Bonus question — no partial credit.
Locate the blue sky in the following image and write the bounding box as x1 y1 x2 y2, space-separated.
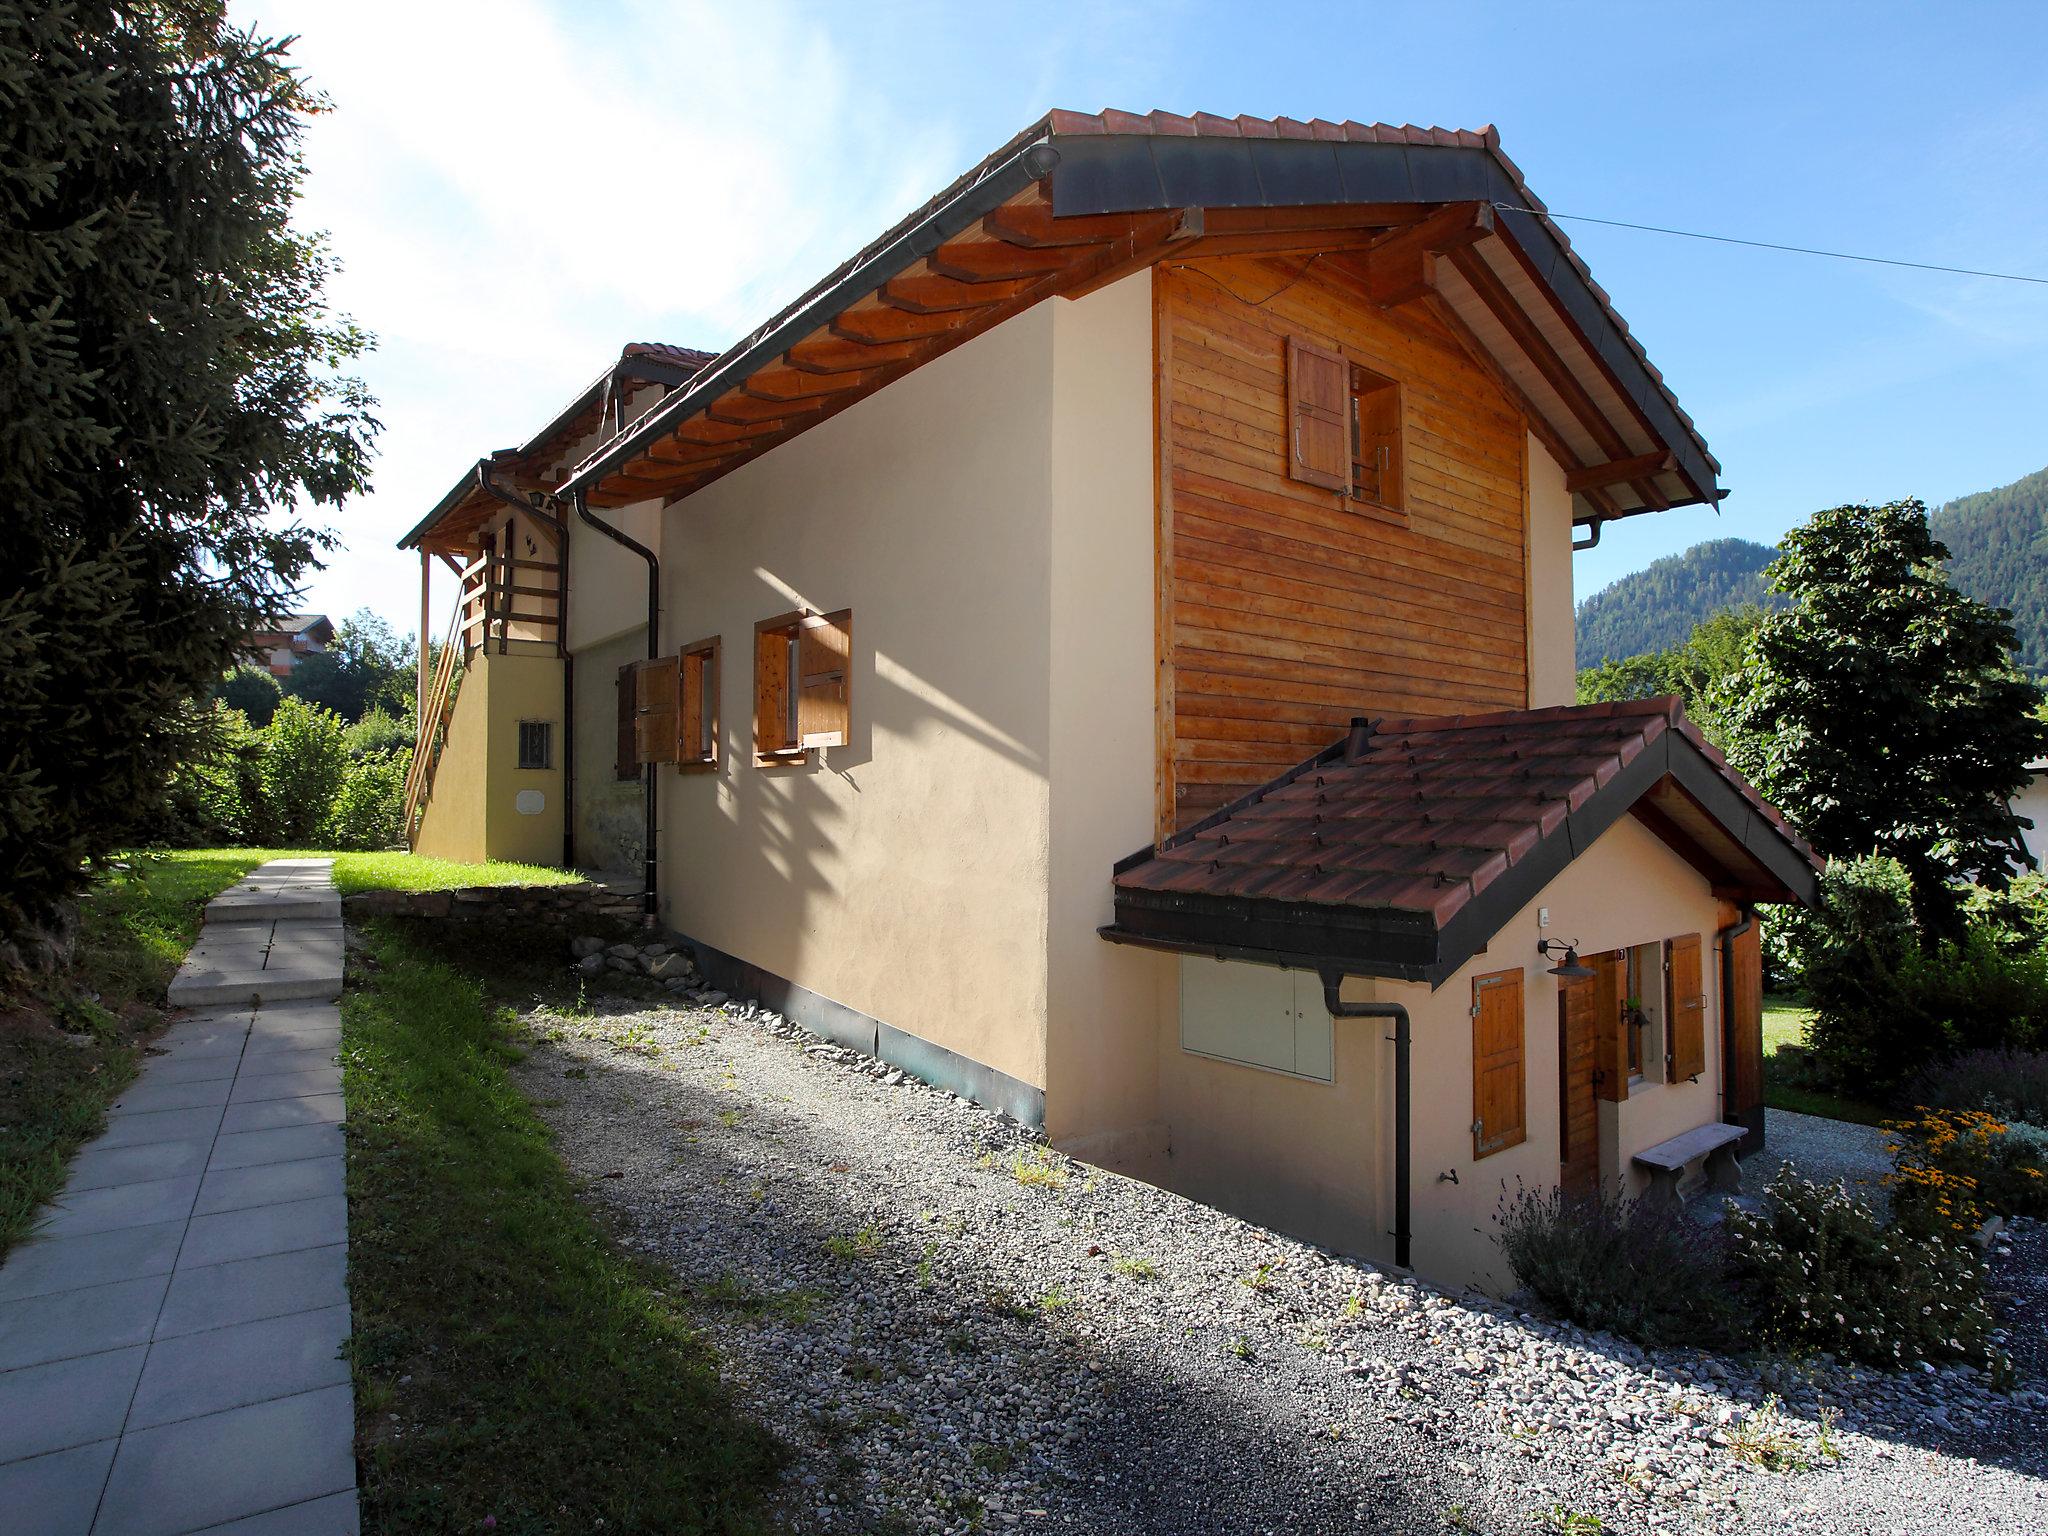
246 0 2048 637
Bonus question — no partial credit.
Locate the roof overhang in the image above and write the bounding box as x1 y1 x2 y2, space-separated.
560 111 1723 525
1103 707 1815 988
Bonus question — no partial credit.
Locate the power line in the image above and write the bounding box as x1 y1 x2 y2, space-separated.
1490 203 2048 287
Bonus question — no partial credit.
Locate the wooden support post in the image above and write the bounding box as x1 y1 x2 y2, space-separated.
417 548 430 729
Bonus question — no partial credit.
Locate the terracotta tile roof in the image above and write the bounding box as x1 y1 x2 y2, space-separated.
622 341 717 373
1109 698 1817 983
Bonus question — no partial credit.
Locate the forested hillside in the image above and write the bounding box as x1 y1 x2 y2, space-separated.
1574 539 1779 666
1576 466 2048 672
1929 465 2048 677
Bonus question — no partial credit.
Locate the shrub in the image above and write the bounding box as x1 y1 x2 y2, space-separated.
1887 1108 2048 1228
1494 1183 1737 1349
1914 1048 2048 1127
1725 1166 2002 1372
217 665 282 727
258 697 348 843
159 702 266 844
324 750 408 851
344 709 413 760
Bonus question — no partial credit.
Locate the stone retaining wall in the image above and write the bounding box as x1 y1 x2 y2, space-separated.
343 882 646 924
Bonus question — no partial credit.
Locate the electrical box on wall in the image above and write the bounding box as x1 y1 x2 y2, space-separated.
1179 957 1334 1083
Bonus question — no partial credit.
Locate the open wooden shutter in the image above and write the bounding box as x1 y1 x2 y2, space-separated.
1666 933 1707 1081
676 639 720 768
1593 950 1628 1103
1286 337 1349 493
796 609 852 749
634 655 680 766
1725 918 1764 1126
754 623 795 759
615 663 639 780
1471 968 1526 1159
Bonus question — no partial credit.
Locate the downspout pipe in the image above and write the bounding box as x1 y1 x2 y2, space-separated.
1716 904 1758 1148
572 487 660 922
1319 969 1414 1272
475 463 576 867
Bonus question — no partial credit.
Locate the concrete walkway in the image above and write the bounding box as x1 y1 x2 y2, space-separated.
0 859 358 1535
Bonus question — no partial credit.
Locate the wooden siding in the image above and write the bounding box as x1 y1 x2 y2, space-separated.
1156 257 1531 831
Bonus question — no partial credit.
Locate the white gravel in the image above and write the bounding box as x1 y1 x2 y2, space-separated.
512 978 2048 1536
1758 1109 1893 1210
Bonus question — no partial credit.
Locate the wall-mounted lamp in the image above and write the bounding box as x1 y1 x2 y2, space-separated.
1537 937 1595 980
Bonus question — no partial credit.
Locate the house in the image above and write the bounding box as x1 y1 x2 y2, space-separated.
395 112 1818 1292
246 613 333 677
2016 761 2048 869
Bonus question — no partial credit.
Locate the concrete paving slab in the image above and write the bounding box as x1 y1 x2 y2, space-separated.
248 1001 342 1030
166 977 266 1009
193 1157 344 1218
176 1195 347 1271
229 1066 343 1104
109 1075 235 1116
0 1274 169 1372
185 937 273 964
243 1025 341 1055
219 1095 345 1136
34 1176 200 1241
64 1137 213 1194
204 892 341 923
133 1050 244 1086
153 1245 348 1340
208 1123 343 1171
190 1488 360 1536
0 1343 147 1463
94 1384 356 1536
146 1024 249 1060
0 1221 185 1303
237 1044 340 1076
0 1438 119 1536
262 936 343 966
127 1304 350 1431
90 1103 225 1150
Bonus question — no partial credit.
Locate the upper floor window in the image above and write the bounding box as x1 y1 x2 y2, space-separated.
1284 336 1406 521
1349 364 1404 514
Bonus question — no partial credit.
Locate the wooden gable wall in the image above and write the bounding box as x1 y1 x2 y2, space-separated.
1156 256 1531 832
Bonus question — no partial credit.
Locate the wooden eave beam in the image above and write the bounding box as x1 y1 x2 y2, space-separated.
880 271 1040 314
1166 226 1401 261
785 335 923 374
1565 450 1677 495
927 239 1080 281
743 365 880 401
983 203 1153 248
703 392 830 426
1361 201 1495 308
831 304 978 344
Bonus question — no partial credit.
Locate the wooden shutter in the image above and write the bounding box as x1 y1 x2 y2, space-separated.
1666 933 1707 1081
1353 376 1404 510
676 639 720 769
615 663 638 780
1592 950 1628 1103
1471 968 1526 1159
796 609 852 749
634 655 680 766
1725 919 1764 1122
754 621 795 760
1286 337 1349 493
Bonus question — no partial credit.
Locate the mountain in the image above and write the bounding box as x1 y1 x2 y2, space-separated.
1575 466 2048 673
1928 465 2048 678
1574 539 1780 666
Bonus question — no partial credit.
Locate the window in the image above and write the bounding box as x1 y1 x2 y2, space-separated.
1471 968 1526 1158
1349 364 1404 514
754 608 851 764
1665 933 1707 1081
1285 337 1349 492
1178 957 1333 1083
677 636 719 771
516 720 552 770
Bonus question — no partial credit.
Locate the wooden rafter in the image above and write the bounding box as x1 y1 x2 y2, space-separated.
1360 201 1495 308
744 365 879 401
785 336 922 374
881 271 1041 314
926 239 1079 281
1565 450 1676 494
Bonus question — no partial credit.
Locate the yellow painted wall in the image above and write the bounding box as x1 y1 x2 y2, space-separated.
413 644 565 867
1525 433 1577 709
654 301 1058 1091
1043 271 1174 1156
1153 813 1726 1293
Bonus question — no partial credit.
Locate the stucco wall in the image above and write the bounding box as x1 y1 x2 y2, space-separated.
1525 433 1577 708
1043 271 1173 1155
653 303 1058 1092
414 645 565 867
566 498 663 654
1153 813 1726 1293
571 624 650 876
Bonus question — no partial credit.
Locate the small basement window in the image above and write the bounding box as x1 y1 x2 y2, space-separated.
1349 364 1404 514
754 608 852 765
516 720 552 770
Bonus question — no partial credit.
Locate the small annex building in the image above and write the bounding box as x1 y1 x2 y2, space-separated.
394 111 1818 1291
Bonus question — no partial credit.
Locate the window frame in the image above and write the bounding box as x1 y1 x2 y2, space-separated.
516 718 553 772
676 635 721 773
752 608 852 766
1347 362 1407 522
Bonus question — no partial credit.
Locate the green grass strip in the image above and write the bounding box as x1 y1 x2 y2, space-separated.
342 920 785 1533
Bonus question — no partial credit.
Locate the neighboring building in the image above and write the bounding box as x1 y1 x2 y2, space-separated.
395 113 1817 1292
2017 761 2048 870
246 613 333 677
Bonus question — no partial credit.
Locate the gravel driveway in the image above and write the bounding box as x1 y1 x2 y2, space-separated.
513 991 2047 1536
1757 1109 1892 1208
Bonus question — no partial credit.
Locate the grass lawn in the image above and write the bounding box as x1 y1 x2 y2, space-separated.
343 916 784 1532
121 846 582 897
1761 992 1888 1126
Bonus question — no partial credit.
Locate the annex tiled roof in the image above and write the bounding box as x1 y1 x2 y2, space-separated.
563 109 1720 524
1108 697 1818 986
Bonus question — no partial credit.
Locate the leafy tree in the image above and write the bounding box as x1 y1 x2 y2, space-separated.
217 665 284 726
0 3 375 951
1719 500 2047 941
1577 605 1765 753
285 609 411 721
259 697 348 843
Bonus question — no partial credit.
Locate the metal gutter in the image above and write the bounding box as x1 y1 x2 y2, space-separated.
573 487 661 918
558 128 1064 497
1319 974 1414 1271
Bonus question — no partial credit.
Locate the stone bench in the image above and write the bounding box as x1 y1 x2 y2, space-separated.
1632 1122 1745 1209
